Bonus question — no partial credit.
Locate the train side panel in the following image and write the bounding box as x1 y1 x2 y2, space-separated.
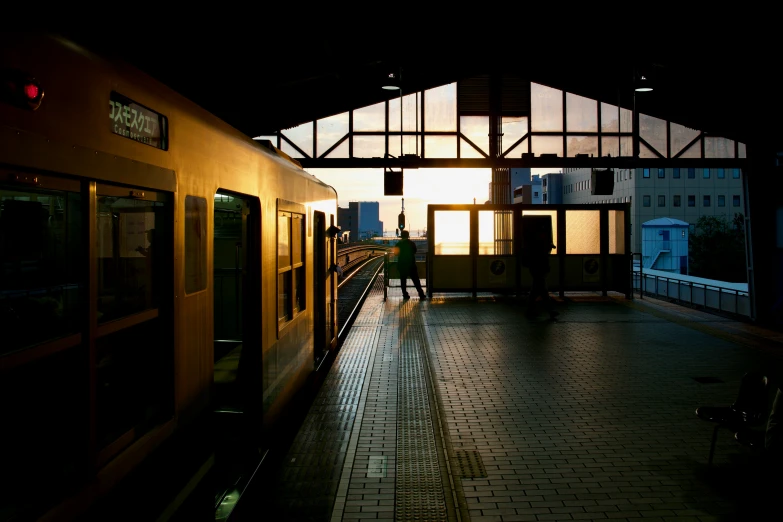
0 33 338 521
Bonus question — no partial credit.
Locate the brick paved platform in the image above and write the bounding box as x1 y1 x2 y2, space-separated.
241 280 783 522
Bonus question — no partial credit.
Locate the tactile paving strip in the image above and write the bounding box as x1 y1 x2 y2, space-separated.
396 302 447 522
453 449 487 478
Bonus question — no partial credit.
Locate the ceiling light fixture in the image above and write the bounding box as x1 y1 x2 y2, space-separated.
635 75 653 92
382 70 400 90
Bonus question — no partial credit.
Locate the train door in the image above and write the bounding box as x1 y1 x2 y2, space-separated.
313 211 329 364
93 183 174 467
210 190 262 514
329 215 337 346
1 173 174 520
212 190 261 416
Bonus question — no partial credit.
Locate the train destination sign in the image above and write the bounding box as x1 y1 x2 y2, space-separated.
109 91 168 150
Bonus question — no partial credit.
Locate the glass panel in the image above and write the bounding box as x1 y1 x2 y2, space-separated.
353 135 386 158
1 185 82 354
292 214 303 263
531 83 563 132
185 196 207 294
521 210 557 250
620 136 632 157
96 193 166 323
705 137 735 158
679 140 702 158
389 92 421 132
317 112 349 158
507 137 528 158
609 210 625 254
639 113 667 157
424 136 457 158
460 116 489 156
423 83 457 131
293 266 304 313
639 141 658 159
96 317 171 448
739 142 746 158
278 213 290 268
1 345 87 519
479 210 513 255
502 116 528 155
619 107 633 134
280 140 303 159
566 136 598 157
566 92 597 132
601 136 619 158
213 193 243 342
531 136 563 157
278 273 290 322
281 121 313 157
670 121 700 157
325 139 349 158
460 137 485 158
434 210 469 255
566 210 600 254
353 101 386 132
600 102 619 132
388 134 421 158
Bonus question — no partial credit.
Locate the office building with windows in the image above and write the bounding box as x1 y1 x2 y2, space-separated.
558 167 744 256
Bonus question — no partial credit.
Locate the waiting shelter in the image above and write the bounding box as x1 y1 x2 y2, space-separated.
426 203 631 298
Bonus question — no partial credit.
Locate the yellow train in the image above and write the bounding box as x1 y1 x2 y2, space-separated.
0 33 339 521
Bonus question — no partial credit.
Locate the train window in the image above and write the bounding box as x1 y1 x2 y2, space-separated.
278 210 306 329
0 180 83 355
185 196 207 293
96 191 168 323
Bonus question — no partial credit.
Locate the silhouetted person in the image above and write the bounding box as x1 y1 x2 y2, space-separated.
525 231 558 319
394 230 426 300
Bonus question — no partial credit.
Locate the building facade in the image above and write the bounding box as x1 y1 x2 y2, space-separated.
512 169 544 204
557 167 744 256
337 201 384 242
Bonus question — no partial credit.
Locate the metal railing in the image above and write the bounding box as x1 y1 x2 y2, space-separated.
633 268 751 317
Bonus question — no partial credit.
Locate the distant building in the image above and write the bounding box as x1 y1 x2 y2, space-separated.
540 173 564 204
337 201 383 242
489 168 533 204
513 172 544 204
558 167 743 256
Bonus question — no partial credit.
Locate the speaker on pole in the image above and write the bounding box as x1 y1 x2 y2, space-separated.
384 169 403 195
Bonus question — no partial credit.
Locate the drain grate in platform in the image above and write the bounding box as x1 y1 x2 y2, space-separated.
694 376 724 384
454 450 487 478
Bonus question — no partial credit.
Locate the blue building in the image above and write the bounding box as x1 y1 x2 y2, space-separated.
337 201 383 242
641 217 689 273
512 170 544 204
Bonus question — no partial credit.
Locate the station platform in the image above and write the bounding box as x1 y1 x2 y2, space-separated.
236 278 783 522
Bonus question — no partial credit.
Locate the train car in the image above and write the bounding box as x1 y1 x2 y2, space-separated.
0 33 339 521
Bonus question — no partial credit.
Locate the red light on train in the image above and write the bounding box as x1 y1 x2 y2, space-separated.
1 70 44 111
23 82 39 100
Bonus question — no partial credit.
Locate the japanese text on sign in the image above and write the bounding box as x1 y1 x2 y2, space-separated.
109 91 168 150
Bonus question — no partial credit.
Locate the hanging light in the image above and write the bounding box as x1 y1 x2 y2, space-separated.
382 70 400 90
635 74 653 92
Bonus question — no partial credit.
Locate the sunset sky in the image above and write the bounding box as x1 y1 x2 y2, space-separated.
307 167 557 237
